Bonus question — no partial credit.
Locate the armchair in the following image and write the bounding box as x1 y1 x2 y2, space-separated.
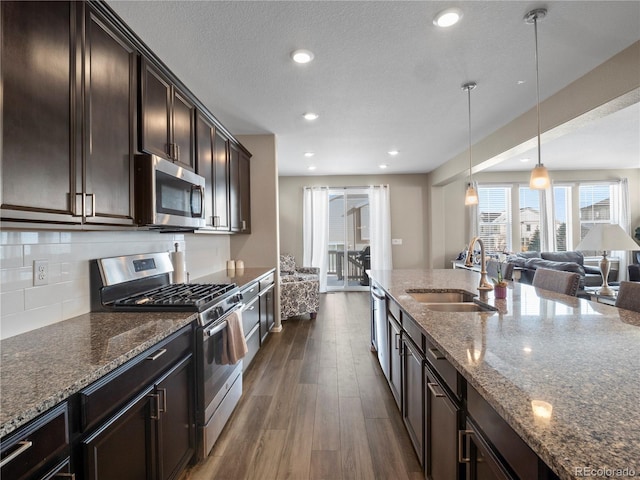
279 254 320 320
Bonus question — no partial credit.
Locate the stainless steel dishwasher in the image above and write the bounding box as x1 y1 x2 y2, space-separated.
370 283 389 378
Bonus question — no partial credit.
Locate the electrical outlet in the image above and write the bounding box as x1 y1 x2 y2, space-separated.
392 238 403 245
33 260 49 286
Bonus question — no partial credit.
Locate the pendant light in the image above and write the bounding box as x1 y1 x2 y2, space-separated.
462 81 478 206
525 8 551 190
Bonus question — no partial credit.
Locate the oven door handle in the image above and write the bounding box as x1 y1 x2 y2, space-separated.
203 303 244 338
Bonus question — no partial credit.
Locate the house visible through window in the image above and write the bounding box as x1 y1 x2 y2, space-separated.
477 186 512 253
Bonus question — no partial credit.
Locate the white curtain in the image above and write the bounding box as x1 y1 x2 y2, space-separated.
368 185 393 271
617 178 631 281
303 187 329 292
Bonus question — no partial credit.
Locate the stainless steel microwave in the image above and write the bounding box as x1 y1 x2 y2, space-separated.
134 154 206 230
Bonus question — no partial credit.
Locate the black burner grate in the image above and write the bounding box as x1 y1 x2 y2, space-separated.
113 283 236 310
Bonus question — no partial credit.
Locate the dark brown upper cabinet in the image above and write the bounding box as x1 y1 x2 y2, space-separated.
140 59 195 171
83 5 137 225
1 1 137 227
196 112 230 231
229 144 251 233
1 1 77 223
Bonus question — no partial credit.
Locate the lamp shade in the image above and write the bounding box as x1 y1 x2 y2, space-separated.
575 223 639 252
465 184 479 206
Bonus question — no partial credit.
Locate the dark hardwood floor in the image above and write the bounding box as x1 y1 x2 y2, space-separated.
181 292 423 480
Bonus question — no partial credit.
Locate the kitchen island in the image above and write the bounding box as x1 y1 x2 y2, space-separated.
369 269 640 480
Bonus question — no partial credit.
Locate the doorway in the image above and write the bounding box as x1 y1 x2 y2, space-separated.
327 188 370 291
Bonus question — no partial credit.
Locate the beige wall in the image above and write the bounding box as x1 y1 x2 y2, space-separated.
278 174 430 269
231 134 279 269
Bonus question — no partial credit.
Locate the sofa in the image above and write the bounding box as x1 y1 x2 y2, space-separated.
506 251 613 288
279 254 320 320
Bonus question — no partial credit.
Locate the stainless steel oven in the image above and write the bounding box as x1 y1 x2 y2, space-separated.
91 252 245 461
197 304 243 459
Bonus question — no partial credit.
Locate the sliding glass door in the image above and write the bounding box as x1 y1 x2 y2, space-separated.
327 189 370 291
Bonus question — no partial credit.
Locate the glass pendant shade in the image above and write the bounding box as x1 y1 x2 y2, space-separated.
529 163 550 189
465 184 479 206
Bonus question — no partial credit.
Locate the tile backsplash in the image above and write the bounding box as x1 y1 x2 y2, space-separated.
0 230 230 339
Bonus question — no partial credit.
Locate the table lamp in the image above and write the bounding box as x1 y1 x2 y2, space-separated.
575 223 639 296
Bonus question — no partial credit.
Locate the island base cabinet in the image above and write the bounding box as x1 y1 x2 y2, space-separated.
461 422 512 480
388 315 402 409
401 335 424 466
425 366 460 480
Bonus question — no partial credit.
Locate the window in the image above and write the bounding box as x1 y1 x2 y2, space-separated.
519 187 541 252
478 186 511 253
474 181 619 254
553 186 571 252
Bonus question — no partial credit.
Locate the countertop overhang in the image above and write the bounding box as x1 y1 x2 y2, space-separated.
368 269 640 480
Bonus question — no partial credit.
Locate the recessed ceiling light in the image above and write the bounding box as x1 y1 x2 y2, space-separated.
517 80 526 85
387 150 399 156
304 152 315 157
308 165 317 171
523 347 533 353
433 8 463 28
303 112 319 120
291 49 314 64
379 164 388 169
520 158 531 163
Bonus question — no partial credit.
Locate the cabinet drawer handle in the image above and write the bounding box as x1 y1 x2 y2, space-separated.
427 381 445 398
146 348 167 361
458 429 474 464
0 440 33 468
428 347 445 360
53 474 75 479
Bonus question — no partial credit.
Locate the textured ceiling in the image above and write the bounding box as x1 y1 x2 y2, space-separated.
107 1 640 176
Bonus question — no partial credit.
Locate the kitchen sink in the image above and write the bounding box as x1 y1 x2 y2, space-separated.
406 289 475 304
424 302 496 313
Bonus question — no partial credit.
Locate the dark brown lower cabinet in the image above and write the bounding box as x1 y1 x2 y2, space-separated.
401 334 424 466
156 355 195 480
388 315 402 409
462 421 512 480
425 365 460 480
83 354 194 480
259 284 275 343
83 386 155 480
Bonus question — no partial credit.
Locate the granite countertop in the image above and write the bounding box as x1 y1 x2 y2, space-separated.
368 269 640 480
0 311 196 438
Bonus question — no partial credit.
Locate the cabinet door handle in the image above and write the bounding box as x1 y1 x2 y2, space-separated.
166 143 173 159
213 215 220 227
458 429 474 464
427 381 445 398
149 393 160 420
242 220 247 231
146 348 167 361
176 144 180 161
85 193 96 217
158 388 167 414
395 332 401 350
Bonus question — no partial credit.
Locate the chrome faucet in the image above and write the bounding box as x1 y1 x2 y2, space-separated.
464 236 494 292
